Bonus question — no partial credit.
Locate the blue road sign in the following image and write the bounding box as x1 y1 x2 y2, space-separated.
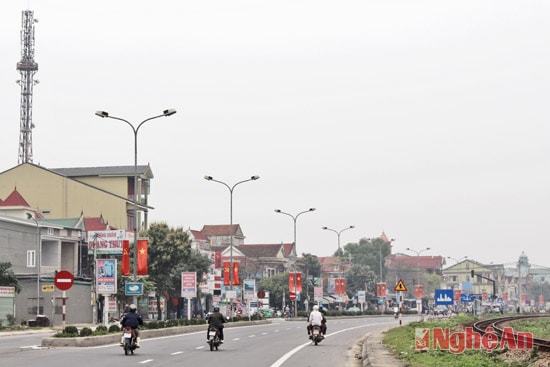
471 294 482 301
125 282 143 296
434 289 454 305
460 293 472 303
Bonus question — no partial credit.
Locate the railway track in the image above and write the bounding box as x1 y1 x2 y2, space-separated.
472 314 550 351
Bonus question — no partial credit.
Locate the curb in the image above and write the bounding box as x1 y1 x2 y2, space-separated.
41 320 271 348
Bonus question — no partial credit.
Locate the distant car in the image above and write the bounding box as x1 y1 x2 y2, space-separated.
434 305 448 315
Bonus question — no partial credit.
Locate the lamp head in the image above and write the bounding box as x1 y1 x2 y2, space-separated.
251 175 260 180
204 176 213 181
274 209 281 213
322 226 328 230
309 208 316 212
95 111 109 118
350 225 355 229
163 109 177 116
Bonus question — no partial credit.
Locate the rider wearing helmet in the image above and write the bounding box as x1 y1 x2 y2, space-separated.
120 304 144 347
319 305 327 335
307 304 326 339
207 306 226 343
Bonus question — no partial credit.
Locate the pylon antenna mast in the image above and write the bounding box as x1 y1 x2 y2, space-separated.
17 10 39 164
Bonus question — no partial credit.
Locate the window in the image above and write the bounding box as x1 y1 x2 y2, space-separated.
27 250 36 267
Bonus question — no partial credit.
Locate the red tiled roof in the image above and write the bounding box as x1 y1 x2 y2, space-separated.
386 254 445 269
238 243 292 258
190 229 208 241
201 224 240 237
1 187 31 207
84 216 115 231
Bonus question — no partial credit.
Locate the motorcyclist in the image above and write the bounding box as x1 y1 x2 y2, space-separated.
120 304 144 347
207 306 226 343
307 305 325 339
319 305 327 335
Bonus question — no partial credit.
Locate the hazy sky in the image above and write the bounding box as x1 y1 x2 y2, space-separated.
1 1 548 267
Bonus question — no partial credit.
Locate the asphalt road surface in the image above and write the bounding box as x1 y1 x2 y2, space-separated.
0 317 402 367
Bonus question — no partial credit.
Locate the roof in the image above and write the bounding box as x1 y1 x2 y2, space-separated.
237 243 292 258
190 229 208 241
201 224 242 237
1 187 31 207
51 165 154 178
84 216 116 231
386 254 445 269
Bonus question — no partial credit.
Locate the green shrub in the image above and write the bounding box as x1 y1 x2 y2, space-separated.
166 319 179 328
108 324 121 333
6 314 15 326
79 327 93 337
147 321 159 329
63 325 78 336
93 325 109 335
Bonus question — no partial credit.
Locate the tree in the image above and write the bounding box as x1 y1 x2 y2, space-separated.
257 272 288 309
145 222 193 319
301 253 322 303
0 262 21 293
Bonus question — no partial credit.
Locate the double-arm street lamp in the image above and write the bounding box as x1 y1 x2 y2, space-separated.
322 226 355 281
275 208 316 314
95 109 176 293
204 175 260 293
369 237 395 283
406 247 431 286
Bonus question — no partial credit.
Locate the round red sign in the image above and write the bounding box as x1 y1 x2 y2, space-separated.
289 291 296 301
54 270 74 291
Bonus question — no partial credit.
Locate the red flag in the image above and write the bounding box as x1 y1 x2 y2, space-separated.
381 283 386 297
289 273 295 292
214 252 222 268
137 239 148 276
121 240 130 276
223 262 230 286
335 278 345 295
340 278 346 294
296 272 302 292
232 262 239 285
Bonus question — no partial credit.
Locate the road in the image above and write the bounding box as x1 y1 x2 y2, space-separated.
0 317 403 367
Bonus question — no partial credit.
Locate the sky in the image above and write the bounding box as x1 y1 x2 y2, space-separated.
1 1 548 268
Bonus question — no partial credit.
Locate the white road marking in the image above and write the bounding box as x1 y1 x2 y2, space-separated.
171 351 184 355
139 359 153 364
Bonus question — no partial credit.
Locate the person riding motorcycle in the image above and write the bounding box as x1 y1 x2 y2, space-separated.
307 305 326 338
207 306 226 343
319 305 327 335
120 304 144 347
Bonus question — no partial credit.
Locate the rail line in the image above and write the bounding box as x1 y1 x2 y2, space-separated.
472 314 550 351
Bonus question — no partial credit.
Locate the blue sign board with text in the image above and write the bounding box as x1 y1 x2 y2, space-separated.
434 289 454 305
125 282 143 296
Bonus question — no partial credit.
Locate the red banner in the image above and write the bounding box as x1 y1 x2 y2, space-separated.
454 289 462 302
223 262 230 286
376 283 386 297
502 292 508 302
232 262 239 285
214 252 222 268
289 273 295 291
414 285 423 299
137 239 148 276
296 272 302 292
223 262 239 285
121 240 130 276
335 278 346 295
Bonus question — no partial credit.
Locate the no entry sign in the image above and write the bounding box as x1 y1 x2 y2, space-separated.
54 270 74 291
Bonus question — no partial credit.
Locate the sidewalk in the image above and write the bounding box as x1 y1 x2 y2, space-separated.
363 327 406 367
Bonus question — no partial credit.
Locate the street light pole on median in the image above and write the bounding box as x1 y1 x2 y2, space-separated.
95 109 176 304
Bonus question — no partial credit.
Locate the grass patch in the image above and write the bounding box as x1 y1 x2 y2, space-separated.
382 314 535 367
510 318 550 339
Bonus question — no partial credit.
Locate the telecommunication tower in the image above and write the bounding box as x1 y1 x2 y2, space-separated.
16 10 39 164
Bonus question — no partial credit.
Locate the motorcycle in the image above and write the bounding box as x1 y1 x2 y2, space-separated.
207 326 222 351
310 325 324 345
121 326 137 355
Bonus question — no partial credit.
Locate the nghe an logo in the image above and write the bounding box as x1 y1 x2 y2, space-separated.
415 327 533 354
434 289 454 305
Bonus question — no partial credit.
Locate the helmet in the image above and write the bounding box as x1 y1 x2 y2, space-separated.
129 304 137 312
313 305 319 311
213 306 220 312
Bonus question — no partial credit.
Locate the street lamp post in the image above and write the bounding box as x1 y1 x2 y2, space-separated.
368 237 395 284
406 247 431 286
322 226 355 279
275 208 316 315
27 210 50 317
204 175 260 314
95 109 176 303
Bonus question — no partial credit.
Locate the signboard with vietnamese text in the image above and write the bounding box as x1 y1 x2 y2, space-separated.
87 230 133 255
181 272 197 298
96 259 117 294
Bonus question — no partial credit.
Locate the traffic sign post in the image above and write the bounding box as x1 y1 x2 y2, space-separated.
54 270 74 291
54 271 74 328
394 279 407 325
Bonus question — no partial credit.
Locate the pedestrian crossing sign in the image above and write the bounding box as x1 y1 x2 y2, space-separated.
394 279 407 292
